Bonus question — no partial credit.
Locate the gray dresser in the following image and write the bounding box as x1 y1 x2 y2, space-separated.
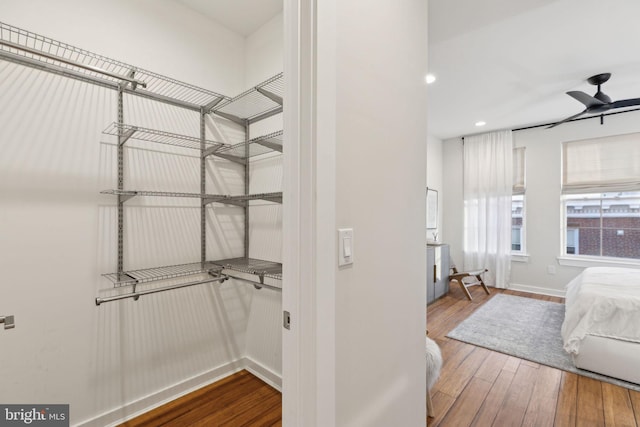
427 243 450 305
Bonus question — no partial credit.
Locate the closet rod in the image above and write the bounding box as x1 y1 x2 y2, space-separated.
95 275 228 305
225 274 282 292
0 49 201 112
0 39 146 88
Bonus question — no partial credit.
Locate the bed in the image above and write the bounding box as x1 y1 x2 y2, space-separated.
562 266 640 384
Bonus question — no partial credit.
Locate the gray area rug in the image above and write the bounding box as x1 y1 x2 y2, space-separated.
446 294 640 392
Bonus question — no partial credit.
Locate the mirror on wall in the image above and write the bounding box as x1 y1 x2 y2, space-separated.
426 187 438 230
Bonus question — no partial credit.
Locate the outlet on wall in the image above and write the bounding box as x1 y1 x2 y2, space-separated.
547 265 556 275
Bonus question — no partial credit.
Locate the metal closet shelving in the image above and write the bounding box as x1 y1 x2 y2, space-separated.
0 22 284 305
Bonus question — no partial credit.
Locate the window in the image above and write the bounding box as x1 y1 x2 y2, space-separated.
512 195 524 252
566 228 579 255
562 192 640 260
512 147 526 254
562 133 640 262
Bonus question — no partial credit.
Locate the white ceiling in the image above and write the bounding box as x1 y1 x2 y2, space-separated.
176 0 282 37
428 0 640 139
176 0 640 140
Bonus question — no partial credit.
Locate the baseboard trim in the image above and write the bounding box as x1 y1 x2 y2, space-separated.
509 283 566 298
244 357 282 392
77 359 246 427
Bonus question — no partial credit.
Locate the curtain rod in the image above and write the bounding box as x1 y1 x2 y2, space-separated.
461 107 640 141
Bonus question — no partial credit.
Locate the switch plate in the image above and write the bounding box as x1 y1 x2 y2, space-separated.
338 228 354 266
0 315 14 330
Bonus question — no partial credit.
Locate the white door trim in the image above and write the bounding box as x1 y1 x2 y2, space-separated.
282 0 337 425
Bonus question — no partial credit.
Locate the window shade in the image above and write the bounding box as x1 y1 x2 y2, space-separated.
513 147 526 194
562 132 640 194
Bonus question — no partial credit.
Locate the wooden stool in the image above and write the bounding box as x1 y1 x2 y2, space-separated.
449 266 490 301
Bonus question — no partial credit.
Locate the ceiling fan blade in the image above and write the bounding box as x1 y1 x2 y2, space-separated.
567 91 605 108
611 98 640 109
547 110 588 129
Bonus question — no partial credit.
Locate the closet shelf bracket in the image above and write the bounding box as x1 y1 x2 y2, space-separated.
203 97 225 113
203 197 246 207
206 151 246 165
256 87 283 106
212 110 247 126
255 139 283 153
226 273 282 292
105 190 136 203
247 106 283 124
119 127 137 146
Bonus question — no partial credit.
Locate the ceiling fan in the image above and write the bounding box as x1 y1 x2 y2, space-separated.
548 73 640 128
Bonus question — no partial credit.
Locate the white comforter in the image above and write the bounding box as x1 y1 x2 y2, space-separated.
562 266 640 355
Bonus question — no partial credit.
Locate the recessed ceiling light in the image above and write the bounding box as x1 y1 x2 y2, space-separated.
475 121 486 127
425 74 436 84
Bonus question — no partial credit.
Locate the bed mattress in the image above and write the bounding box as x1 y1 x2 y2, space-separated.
562 266 640 355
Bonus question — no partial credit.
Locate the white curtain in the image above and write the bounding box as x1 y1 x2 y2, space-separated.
463 130 513 288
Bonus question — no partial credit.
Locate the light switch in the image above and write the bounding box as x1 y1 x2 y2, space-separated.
338 228 354 266
344 237 352 257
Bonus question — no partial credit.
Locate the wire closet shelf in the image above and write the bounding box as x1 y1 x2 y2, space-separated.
212 73 283 123
0 21 284 303
100 189 283 205
102 122 228 152
213 130 283 159
103 259 282 288
0 22 230 110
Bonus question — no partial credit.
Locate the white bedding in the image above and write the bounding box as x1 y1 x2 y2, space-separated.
562 266 640 355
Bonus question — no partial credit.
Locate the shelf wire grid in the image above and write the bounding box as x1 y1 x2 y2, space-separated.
102 122 227 152
211 257 282 280
213 73 283 120
215 130 283 158
103 261 223 287
100 190 281 204
0 22 229 108
226 192 283 203
103 258 281 287
100 190 231 204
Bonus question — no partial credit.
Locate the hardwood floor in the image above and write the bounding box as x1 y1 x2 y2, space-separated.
120 370 282 427
428 284 640 427
121 283 640 426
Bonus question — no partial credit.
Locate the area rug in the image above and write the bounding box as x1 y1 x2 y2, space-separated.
446 294 640 392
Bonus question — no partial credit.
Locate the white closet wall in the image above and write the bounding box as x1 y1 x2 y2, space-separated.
243 11 285 388
0 1 282 425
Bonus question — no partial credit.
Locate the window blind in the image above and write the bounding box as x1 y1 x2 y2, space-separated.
513 147 526 194
562 132 640 194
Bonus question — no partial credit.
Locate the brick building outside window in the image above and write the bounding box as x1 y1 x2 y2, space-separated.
564 193 640 260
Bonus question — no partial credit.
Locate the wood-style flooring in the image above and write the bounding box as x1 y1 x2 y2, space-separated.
428 285 640 427
121 283 640 426
120 370 282 426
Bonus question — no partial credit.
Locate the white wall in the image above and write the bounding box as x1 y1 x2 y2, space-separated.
317 0 429 425
442 110 640 295
245 12 284 87
0 1 283 425
427 134 444 240
442 137 464 265
244 11 285 389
